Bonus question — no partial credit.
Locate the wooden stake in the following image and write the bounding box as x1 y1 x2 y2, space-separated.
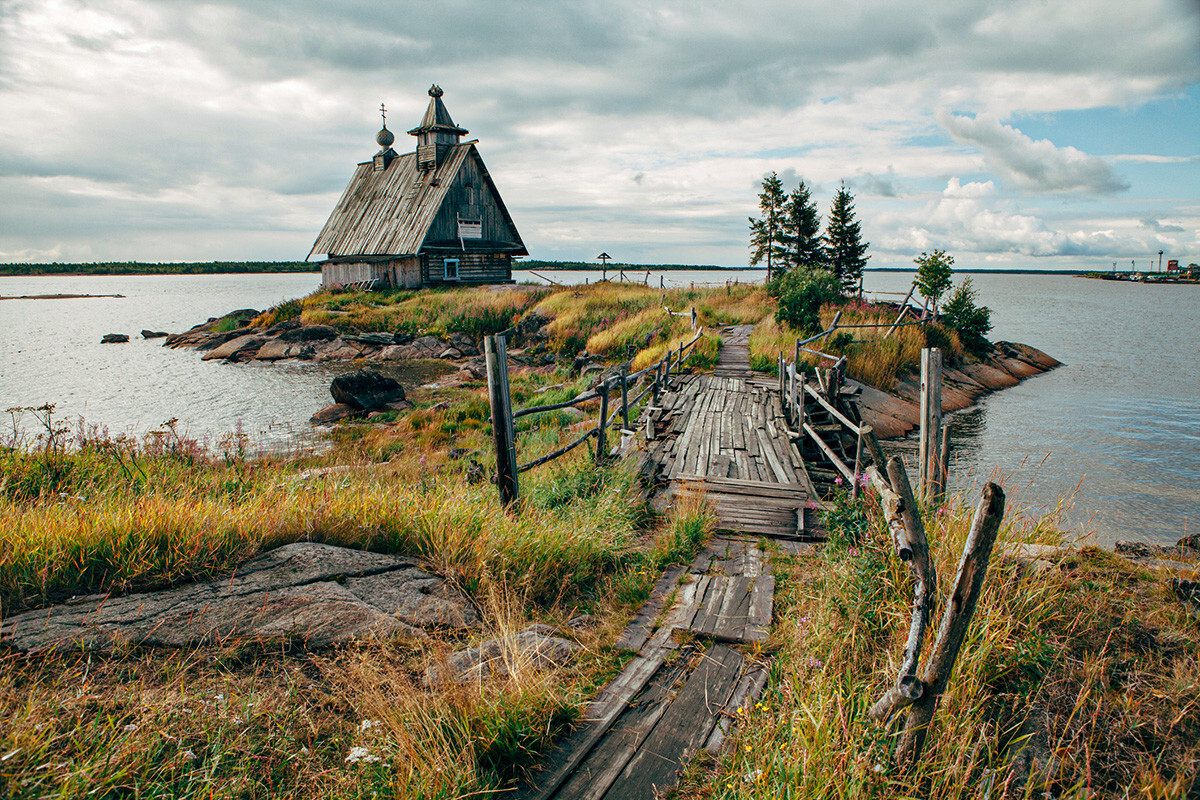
895 482 1006 768
485 335 519 506
861 425 887 476
596 380 609 460
918 348 942 501
620 366 630 432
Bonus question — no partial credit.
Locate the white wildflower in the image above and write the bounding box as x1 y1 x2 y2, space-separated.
181 750 196 761
873 763 885 774
345 746 380 764
122 724 138 733
743 768 763 783
360 719 380 732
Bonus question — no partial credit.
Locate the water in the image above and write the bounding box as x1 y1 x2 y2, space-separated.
2 269 1196 546
1 273 331 447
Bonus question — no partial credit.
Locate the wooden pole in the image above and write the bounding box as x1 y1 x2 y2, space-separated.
620 366 630 431
790 363 799 427
918 348 942 501
798 372 807 429
691 306 697 330
896 483 1006 768
866 456 937 724
485 335 519 506
851 428 864 498
935 424 951 505
596 380 609 460
652 361 662 406
885 284 917 338
861 425 887 474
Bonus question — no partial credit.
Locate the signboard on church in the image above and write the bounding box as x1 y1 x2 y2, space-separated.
458 219 482 239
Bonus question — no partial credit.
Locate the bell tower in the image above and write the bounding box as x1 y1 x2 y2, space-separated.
408 85 468 170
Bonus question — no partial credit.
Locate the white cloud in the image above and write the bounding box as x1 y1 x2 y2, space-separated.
0 0 1196 266
937 112 1130 194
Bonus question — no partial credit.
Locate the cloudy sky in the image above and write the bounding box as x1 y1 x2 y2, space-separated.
1 0 1197 269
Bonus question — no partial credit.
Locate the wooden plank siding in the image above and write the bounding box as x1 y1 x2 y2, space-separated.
421 251 513 284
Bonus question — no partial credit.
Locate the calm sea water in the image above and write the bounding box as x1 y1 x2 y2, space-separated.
2 269 1196 547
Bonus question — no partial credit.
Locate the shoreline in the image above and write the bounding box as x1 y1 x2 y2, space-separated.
854 340 1063 439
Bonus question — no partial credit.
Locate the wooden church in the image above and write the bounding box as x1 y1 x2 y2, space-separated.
309 86 527 288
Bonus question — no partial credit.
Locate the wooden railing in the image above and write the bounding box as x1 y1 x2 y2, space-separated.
485 329 705 505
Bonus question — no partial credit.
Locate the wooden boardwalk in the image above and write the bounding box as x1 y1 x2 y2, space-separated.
643 325 824 540
516 325 830 800
514 538 774 800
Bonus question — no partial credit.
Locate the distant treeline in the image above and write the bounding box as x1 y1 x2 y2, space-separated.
1 261 318 276
519 259 736 272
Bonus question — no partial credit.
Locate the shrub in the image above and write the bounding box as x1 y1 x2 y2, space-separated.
941 278 992 356
772 268 841 334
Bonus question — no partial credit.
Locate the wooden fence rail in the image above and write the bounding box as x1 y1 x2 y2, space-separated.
486 329 705 505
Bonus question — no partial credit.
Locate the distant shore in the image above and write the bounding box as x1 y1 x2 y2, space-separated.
0 261 318 277
1 260 1118 277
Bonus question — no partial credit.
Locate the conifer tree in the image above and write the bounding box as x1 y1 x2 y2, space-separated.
824 182 869 294
782 180 824 271
748 172 787 281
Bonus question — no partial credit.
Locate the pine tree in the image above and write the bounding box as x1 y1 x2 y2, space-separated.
782 181 823 271
748 172 787 281
824 182 869 294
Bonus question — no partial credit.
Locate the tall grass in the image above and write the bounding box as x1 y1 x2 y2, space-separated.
749 302 964 389
0 419 717 798
686 482 1200 798
296 285 549 338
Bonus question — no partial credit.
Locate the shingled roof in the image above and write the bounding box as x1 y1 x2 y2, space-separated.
308 88 526 261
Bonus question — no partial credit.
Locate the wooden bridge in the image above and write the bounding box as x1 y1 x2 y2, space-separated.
515 324 869 800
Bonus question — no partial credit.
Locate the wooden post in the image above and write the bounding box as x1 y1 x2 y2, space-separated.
778 354 785 397
851 428 864 498
789 363 799 428
794 338 801 369
596 380 609 460
861 425 886 473
918 347 942 502
485 335 519 506
932 424 951 505
895 483 1006 768
690 306 697 330
620 366 630 432
652 361 662 406
798 372 807 429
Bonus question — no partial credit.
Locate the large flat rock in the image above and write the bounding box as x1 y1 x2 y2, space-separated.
1 543 479 652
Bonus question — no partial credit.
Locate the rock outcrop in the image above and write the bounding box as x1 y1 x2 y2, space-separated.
163 311 486 369
100 333 129 343
0 543 479 652
856 341 1062 438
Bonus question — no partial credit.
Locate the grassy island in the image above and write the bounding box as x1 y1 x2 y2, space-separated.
2 280 1196 798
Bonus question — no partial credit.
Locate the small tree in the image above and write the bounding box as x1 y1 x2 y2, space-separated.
749 172 788 281
941 278 993 356
782 181 824 272
914 249 954 314
773 266 841 335
824 182 869 294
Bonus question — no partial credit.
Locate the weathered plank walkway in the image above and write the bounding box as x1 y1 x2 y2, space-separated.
515 325 826 800
643 325 823 540
514 538 773 800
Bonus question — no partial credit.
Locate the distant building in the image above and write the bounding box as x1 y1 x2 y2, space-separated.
309 86 527 289
1167 259 1180 272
